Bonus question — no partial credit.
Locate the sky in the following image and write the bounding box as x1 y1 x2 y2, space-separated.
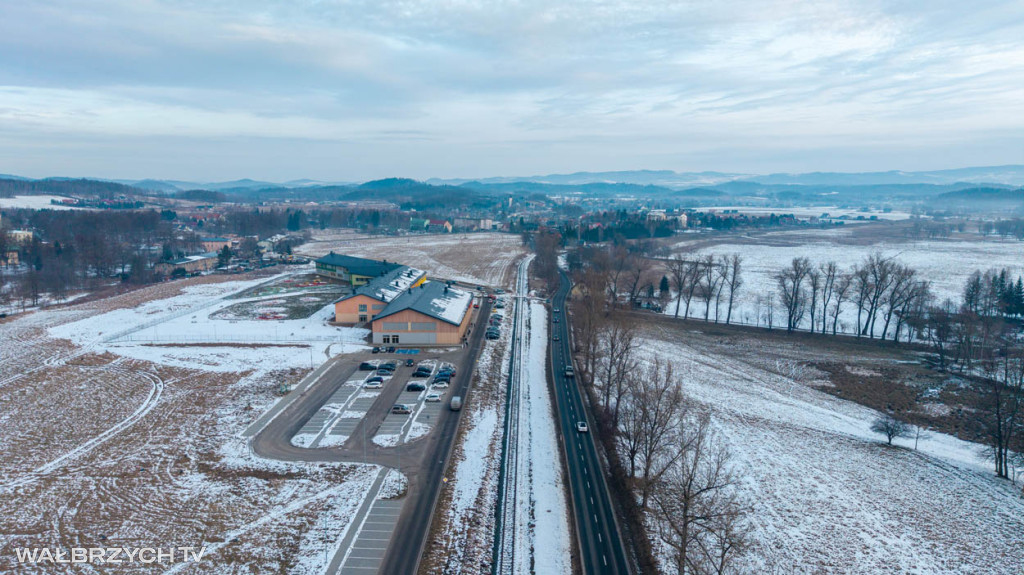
1 0 1023 182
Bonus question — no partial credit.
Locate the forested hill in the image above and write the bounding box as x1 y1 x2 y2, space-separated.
0 178 143 198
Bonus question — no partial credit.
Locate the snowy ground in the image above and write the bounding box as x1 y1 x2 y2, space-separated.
48 268 368 373
296 231 527 288
635 322 1024 574
0 194 81 210
519 301 572 574
665 232 1024 332
0 272 381 574
421 261 523 574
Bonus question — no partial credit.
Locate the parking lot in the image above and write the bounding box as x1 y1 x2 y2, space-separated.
289 356 461 450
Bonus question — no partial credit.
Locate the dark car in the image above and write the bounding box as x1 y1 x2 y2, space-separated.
371 347 380 354
412 370 431 378
386 346 396 353
359 361 377 371
437 368 456 377
406 382 426 392
381 361 397 370
552 333 560 341
376 368 394 376
405 359 415 367
486 332 500 340
366 376 384 384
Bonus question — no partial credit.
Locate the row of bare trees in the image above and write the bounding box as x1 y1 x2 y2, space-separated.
583 315 749 574
666 254 745 325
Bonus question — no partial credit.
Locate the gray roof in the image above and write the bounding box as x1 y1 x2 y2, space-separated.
372 281 472 326
315 252 402 277
343 265 425 304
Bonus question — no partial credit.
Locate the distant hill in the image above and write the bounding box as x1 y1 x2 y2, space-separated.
935 187 1024 203
0 178 144 199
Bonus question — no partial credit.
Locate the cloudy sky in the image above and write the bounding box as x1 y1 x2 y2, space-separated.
1 0 1022 182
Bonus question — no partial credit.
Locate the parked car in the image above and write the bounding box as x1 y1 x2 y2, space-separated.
432 381 449 389
433 376 451 385
450 396 463 411
359 361 377 371
576 421 589 433
406 382 426 392
486 332 500 340
386 346 396 353
405 359 415 367
366 376 384 384
376 368 394 376
381 361 397 369
425 393 441 402
364 381 383 389
391 404 411 414
494 302 505 309
412 370 431 378
371 347 380 354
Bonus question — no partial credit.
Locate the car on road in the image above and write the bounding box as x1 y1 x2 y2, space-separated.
425 393 441 402
552 333 560 341
364 381 383 389
450 396 463 411
553 307 560 313
473 303 480 309
576 421 589 433
406 382 426 392
391 404 411 414
564 365 574 378
405 359 415 367
553 316 560 323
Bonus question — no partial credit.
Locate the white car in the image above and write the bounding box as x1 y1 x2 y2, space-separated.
432 382 449 389
425 393 442 402
576 421 589 433
364 381 383 389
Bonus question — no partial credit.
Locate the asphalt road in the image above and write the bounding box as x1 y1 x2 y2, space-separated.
550 269 632 575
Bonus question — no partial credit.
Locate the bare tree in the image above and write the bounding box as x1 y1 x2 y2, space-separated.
870 413 913 445
775 257 812 332
807 269 822 334
724 254 743 325
668 255 688 319
638 359 685 508
698 254 719 322
596 319 640 427
829 272 852 335
818 261 839 334
652 408 747 575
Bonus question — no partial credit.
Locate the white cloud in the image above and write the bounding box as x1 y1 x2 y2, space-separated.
0 0 1022 180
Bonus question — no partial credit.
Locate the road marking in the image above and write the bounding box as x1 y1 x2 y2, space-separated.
590 496 594 504
598 533 602 543
594 514 598 523
587 480 591 488
603 555 608 566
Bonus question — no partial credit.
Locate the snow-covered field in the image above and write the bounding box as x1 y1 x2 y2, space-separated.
636 323 1024 574
666 234 1024 331
49 269 367 372
296 231 527 288
0 194 81 210
0 272 381 574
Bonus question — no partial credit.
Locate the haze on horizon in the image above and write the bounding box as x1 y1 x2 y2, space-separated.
1 1 1023 183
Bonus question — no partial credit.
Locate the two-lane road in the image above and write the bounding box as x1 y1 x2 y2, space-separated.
549 269 631 575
